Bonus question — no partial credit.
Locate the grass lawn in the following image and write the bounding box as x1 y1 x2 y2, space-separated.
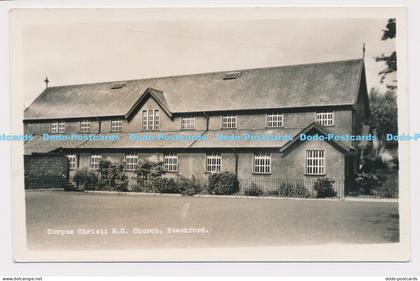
25 191 399 250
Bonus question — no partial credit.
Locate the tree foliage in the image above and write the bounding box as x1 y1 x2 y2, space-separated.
368 88 398 144
376 18 397 90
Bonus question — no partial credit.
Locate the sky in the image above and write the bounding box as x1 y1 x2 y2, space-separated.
16 9 397 107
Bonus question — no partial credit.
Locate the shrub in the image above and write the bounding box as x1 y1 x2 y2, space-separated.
73 168 98 190
267 182 311 198
136 159 165 180
207 172 239 195
313 177 337 198
114 174 129 192
354 173 384 195
177 177 203 196
244 183 264 196
151 178 179 194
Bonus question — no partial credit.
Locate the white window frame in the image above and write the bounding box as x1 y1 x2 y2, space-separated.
316 111 334 126
306 150 326 175
125 154 138 171
67 154 77 170
90 154 102 170
206 153 222 173
163 153 178 172
266 113 284 128
50 121 65 134
221 114 237 129
80 120 91 133
180 116 195 130
142 109 160 131
253 152 271 174
111 119 123 132
50 122 58 134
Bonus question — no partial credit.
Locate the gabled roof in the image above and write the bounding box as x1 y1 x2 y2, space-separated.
280 122 356 155
125 88 172 120
24 59 366 121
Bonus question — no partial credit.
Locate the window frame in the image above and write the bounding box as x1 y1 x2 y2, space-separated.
315 111 335 127
50 121 65 134
266 113 284 128
142 109 160 131
90 154 102 170
305 150 326 175
180 116 195 130
80 120 91 133
221 114 237 129
125 153 138 171
49 122 59 134
66 154 77 170
111 119 123 132
206 153 222 173
253 152 272 174
163 153 178 172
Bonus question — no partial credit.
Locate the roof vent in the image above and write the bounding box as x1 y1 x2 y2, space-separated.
110 82 126 90
222 72 240 80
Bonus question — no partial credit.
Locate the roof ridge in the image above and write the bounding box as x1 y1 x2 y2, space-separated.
43 58 364 89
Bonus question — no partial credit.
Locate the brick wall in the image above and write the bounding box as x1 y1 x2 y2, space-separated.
24 153 68 189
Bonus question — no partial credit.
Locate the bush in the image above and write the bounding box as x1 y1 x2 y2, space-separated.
354 173 384 195
151 178 179 194
267 182 311 198
207 172 239 195
114 174 129 192
73 168 98 190
313 177 337 198
177 177 203 196
136 159 165 180
244 183 264 196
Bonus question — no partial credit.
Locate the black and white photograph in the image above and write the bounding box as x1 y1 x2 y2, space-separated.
9 7 409 262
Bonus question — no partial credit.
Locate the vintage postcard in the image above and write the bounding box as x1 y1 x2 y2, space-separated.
10 6 409 261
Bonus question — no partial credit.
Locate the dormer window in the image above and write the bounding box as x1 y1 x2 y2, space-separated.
80 120 91 133
111 120 122 132
50 121 65 134
316 111 334 126
110 82 126 89
221 114 237 129
266 113 284 128
142 109 160 131
222 72 240 80
181 116 195 130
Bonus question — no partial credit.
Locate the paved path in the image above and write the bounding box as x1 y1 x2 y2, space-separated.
25 191 399 250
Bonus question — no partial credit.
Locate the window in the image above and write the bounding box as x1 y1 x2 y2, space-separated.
50 121 65 134
221 114 237 129
163 153 178 172
316 111 334 126
50 122 58 134
206 153 222 173
253 152 271 174
110 82 126 89
181 116 195 130
222 72 240 80
142 109 160 131
266 113 283 128
125 154 138 171
111 120 122 132
306 150 325 175
80 120 91 133
67 154 77 170
90 154 102 170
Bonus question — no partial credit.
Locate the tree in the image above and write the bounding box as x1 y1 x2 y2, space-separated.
368 87 398 148
376 18 397 90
